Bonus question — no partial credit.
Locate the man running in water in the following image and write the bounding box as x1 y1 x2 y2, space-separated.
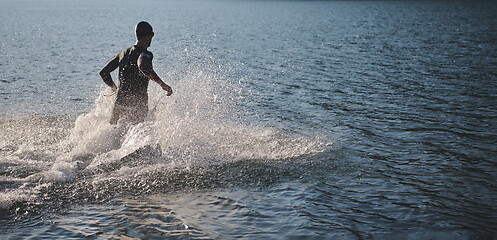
100 21 173 125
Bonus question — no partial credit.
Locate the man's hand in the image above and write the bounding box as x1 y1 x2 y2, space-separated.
110 84 118 93
161 83 173 96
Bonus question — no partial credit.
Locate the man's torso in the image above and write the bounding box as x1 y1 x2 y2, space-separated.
116 46 153 107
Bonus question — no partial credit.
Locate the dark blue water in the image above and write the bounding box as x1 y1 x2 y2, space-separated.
1 0 497 239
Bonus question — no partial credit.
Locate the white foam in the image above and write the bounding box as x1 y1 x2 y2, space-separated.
64 89 121 156
25 161 79 183
0 189 36 209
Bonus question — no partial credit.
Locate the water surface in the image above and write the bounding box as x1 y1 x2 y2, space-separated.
1 0 497 239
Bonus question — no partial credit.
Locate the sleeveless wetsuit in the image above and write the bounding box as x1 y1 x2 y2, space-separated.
100 45 154 124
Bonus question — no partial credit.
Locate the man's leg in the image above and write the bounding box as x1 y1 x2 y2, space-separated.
110 104 123 125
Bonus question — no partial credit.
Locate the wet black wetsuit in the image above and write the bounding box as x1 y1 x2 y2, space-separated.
100 45 154 125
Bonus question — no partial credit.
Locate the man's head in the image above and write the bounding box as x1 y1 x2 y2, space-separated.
135 21 154 46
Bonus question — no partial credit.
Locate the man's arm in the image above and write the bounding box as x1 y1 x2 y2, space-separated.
138 52 173 96
99 54 119 90
146 72 173 96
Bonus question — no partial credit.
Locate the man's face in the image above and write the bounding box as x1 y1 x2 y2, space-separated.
146 33 154 47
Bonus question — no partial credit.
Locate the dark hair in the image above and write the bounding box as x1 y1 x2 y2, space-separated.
135 21 154 39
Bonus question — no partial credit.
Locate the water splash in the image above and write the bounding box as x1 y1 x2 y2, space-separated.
0 69 331 212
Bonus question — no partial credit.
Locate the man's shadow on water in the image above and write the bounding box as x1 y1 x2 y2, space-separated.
95 144 163 173
75 149 164 175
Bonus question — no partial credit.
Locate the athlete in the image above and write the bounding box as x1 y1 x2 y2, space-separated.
99 21 173 125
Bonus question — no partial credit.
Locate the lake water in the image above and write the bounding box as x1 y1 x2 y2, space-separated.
1 0 497 239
